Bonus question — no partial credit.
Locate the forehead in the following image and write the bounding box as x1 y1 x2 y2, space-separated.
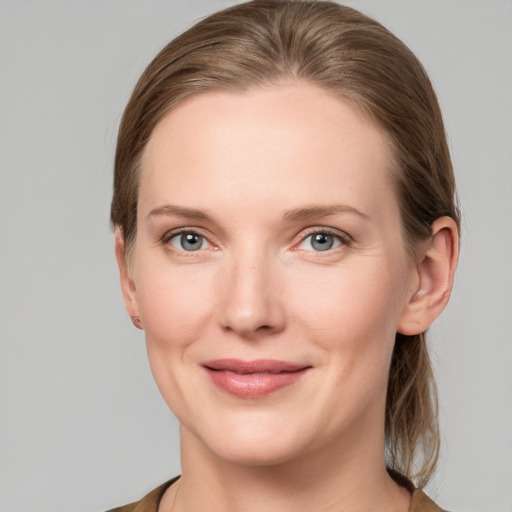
139 82 397 220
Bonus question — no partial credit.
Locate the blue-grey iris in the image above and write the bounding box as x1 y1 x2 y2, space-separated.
180 233 203 251
311 233 334 251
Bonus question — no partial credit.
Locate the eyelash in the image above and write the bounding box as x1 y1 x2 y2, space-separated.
294 227 351 253
162 228 215 254
161 227 351 255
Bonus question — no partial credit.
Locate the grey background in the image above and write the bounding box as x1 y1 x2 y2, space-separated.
1 1 511 511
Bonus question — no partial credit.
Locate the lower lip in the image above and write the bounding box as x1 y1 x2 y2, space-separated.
204 368 308 399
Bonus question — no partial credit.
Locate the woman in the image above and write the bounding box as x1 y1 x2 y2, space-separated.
109 1 459 510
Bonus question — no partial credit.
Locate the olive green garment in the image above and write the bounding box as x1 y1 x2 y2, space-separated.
106 476 447 512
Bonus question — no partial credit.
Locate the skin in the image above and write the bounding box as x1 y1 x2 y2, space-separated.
116 82 458 512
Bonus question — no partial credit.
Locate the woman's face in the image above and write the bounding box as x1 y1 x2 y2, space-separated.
123 82 420 465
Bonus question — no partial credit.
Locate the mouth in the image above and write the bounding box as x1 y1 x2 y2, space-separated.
201 359 311 399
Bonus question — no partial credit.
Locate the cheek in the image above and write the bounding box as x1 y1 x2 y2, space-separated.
291 259 405 331
287 259 407 376
133 264 217 418
135 263 215 365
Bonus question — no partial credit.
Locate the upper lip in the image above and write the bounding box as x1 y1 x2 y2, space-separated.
202 359 310 374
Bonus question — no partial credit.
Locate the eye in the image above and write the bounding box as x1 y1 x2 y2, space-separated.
169 231 210 252
297 231 345 252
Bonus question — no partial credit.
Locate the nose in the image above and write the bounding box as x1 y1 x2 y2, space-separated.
217 251 286 339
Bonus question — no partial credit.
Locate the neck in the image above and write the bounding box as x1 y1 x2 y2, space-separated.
168 421 411 512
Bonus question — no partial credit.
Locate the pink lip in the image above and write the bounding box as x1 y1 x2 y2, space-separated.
202 359 311 399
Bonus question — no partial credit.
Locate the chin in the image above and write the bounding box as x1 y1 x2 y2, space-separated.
213 439 307 467
188 413 315 467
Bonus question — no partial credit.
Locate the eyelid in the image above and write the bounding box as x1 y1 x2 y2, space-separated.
160 225 351 254
162 227 217 252
293 226 352 251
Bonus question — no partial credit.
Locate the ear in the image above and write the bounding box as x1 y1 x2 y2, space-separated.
397 217 459 335
115 228 143 330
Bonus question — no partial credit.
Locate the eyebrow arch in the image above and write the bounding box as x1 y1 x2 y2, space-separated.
148 204 368 222
147 204 212 221
283 204 369 222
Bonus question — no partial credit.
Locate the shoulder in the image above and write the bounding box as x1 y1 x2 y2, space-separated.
410 489 449 512
388 470 448 512
105 477 178 512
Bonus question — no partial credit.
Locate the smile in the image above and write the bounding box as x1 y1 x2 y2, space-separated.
202 359 311 399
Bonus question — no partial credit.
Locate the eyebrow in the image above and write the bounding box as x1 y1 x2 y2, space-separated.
283 204 369 221
147 205 213 221
146 203 368 223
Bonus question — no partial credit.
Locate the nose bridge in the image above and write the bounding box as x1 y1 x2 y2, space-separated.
218 242 284 337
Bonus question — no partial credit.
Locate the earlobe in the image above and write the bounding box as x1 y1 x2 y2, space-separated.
115 228 143 330
397 217 459 335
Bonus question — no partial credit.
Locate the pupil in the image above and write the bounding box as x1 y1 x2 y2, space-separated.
182 233 201 251
312 233 333 251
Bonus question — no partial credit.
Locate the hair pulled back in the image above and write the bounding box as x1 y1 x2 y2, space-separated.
111 0 459 487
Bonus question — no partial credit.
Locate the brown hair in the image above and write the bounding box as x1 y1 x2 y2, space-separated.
111 0 459 486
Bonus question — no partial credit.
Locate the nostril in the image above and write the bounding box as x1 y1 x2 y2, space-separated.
221 321 282 339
